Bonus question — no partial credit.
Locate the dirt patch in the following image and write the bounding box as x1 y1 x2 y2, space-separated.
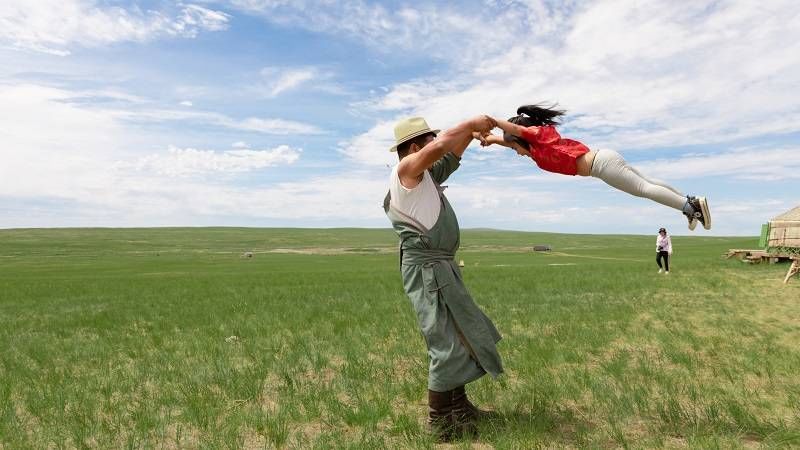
297 421 324 442
260 373 283 413
158 423 201 449
240 429 268 450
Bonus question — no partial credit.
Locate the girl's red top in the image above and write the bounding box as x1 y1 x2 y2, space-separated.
519 125 590 176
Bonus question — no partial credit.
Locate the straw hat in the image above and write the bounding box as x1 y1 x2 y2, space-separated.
389 117 440 152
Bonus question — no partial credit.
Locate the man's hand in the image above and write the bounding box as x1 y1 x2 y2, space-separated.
470 115 497 134
472 131 490 145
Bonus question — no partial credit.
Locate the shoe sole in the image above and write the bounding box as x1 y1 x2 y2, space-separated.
697 196 711 230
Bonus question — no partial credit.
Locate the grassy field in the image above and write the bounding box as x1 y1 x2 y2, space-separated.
1 228 798 449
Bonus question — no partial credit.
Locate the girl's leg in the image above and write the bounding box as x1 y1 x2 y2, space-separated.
590 149 688 211
626 164 684 197
656 252 663 269
664 253 670 272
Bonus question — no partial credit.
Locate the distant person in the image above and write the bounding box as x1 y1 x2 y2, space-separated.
477 104 712 231
383 115 502 442
656 227 672 274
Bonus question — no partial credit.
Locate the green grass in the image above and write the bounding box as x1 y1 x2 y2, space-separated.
1 227 798 448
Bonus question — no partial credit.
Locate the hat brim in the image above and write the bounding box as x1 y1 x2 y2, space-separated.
389 128 440 152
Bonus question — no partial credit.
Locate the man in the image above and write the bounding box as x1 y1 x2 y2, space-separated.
382 115 503 441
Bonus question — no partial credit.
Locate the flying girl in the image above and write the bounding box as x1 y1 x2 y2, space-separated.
479 104 711 230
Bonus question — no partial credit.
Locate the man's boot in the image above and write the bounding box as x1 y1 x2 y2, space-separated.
428 389 455 442
428 389 478 442
434 388 477 440
453 385 497 422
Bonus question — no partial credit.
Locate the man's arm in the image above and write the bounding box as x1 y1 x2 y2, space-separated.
428 152 461 185
397 115 495 188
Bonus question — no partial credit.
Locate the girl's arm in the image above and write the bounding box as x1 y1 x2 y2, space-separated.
499 119 561 145
494 118 526 137
483 134 514 148
479 132 529 156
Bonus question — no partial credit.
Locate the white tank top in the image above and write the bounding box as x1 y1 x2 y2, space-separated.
389 165 441 230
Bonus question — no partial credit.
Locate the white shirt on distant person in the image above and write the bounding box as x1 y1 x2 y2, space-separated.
656 234 672 254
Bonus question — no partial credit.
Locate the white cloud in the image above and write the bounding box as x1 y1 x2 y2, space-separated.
0 82 145 227
2 0 798 235
0 78 786 234
341 0 800 167
0 83 310 212
0 81 366 229
221 1 519 63
229 117 321 135
0 83 123 193
338 120 398 168
107 108 323 135
0 1 229 55
258 67 318 97
5 167 392 228
174 4 230 35
634 147 800 181
125 145 301 177
0 83 322 136
356 79 459 112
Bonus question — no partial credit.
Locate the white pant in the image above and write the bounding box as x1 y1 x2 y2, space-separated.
590 149 686 211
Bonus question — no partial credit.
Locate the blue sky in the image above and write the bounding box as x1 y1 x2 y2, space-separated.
1 0 798 235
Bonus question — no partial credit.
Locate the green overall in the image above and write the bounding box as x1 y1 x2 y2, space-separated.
384 153 503 392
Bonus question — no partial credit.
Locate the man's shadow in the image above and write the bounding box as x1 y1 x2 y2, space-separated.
473 407 591 443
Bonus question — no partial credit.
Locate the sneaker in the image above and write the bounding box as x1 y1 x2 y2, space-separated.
684 196 699 230
665 271 670 275
658 268 663 273
685 212 698 231
690 196 712 230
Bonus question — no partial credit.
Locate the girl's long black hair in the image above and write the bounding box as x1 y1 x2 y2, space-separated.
505 103 566 150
